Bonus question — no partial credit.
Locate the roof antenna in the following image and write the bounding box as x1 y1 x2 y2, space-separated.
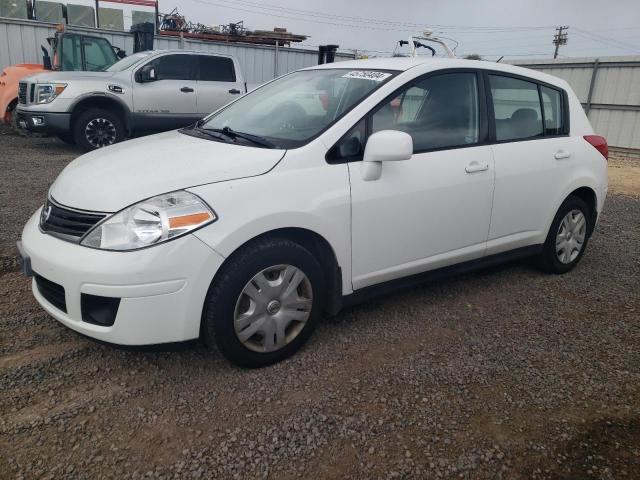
496 56 504 63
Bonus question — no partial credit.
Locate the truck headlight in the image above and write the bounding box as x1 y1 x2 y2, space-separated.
35 83 67 104
81 191 216 251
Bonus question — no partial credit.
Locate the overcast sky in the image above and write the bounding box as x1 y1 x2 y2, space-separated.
173 0 640 60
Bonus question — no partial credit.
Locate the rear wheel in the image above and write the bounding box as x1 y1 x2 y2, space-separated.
73 108 124 151
537 195 591 274
202 238 325 368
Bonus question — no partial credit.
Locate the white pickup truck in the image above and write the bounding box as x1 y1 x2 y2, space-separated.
15 49 247 150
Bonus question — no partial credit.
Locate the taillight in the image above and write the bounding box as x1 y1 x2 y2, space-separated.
584 135 608 161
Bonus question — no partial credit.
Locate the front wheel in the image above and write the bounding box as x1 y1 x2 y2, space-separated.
73 108 125 151
537 195 591 274
202 238 325 368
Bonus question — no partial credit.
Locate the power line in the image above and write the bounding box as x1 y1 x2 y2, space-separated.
572 27 640 53
204 0 555 32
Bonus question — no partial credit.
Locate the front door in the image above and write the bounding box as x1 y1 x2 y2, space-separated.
348 71 495 290
132 53 198 130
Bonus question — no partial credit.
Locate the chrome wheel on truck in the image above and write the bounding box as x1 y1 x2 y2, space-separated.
73 108 125 152
85 117 117 148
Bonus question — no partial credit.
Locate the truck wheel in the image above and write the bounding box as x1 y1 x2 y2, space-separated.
73 108 124 151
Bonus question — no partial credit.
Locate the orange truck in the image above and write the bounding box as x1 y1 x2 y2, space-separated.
0 26 122 125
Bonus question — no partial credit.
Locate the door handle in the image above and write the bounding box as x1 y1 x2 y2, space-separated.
228 88 241 94
180 87 194 93
554 150 571 160
465 161 489 173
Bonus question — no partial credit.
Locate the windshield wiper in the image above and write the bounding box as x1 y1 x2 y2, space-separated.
205 126 276 149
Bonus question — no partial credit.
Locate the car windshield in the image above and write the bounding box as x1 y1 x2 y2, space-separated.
104 51 154 72
198 68 398 148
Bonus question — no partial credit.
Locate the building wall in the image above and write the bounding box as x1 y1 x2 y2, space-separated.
0 17 354 85
510 57 640 150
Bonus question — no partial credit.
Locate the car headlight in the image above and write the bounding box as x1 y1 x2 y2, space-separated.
34 83 67 104
81 191 216 251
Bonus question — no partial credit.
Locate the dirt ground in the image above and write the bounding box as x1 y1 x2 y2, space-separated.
0 128 639 479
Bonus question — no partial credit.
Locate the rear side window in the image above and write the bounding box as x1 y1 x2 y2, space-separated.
541 85 563 135
489 75 543 141
149 54 194 81
371 72 480 152
198 56 236 82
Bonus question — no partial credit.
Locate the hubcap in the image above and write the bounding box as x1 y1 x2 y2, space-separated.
234 265 313 353
85 118 117 148
556 209 586 264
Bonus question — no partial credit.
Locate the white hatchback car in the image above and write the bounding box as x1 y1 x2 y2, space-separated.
18 58 608 367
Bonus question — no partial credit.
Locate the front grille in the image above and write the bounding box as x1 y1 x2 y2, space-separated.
40 199 107 241
18 82 27 104
35 274 67 312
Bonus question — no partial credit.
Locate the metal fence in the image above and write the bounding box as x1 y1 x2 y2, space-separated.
0 17 354 85
510 56 640 150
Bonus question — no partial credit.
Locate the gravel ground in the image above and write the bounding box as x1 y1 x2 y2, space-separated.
1 125 639 479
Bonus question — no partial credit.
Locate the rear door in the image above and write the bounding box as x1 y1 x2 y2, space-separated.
195 55 243 115
486 73 573 255
131 53 198 130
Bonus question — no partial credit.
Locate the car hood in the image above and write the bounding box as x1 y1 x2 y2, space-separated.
26 70 115 83
50 130 285 212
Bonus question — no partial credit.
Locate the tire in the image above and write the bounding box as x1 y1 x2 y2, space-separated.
55 132 76 145
537 195 591 274
202 238 325 368
73 108 124 151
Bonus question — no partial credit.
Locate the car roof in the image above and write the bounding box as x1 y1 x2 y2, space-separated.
304 57 570 90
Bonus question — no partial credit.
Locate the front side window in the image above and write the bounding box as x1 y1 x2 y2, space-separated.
490 75 543 141
199 69 397 149
371 72 480 151
198 56 236 82
148 54 194 81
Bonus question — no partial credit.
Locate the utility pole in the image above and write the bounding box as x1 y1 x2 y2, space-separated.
553 26 569 59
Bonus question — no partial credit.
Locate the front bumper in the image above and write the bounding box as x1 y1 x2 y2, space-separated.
15 107 71 134
20 209 225 345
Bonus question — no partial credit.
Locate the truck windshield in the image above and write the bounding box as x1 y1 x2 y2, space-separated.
104 51 154 72
199 69 398 149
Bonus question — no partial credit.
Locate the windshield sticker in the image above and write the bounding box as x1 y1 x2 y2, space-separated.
342 71 392 82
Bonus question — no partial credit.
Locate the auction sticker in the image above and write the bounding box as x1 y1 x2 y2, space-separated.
342 71 392 82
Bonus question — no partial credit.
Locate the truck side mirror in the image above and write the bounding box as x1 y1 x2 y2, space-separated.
138 64 156 82
115 49 126 59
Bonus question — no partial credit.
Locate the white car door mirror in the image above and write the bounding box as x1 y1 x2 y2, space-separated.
361 130 413 181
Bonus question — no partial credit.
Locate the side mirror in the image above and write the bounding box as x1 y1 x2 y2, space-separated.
361 130 413 181
138 64 156 82
115 49 126 59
